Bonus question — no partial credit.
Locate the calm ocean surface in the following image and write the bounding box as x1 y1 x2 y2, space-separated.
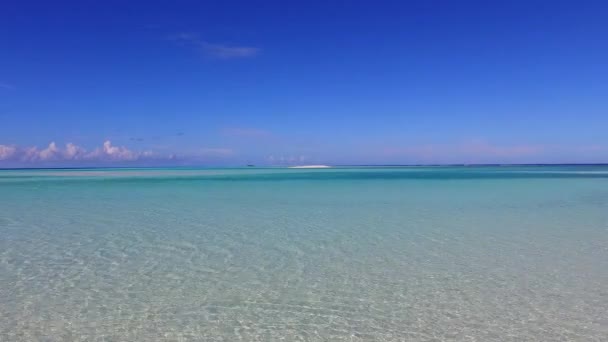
1 166 607 341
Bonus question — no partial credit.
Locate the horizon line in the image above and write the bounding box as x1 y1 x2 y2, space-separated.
2 163 608 171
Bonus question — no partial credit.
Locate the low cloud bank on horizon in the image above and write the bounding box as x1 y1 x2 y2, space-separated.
0 141 166 164
0 141 242 166
1 140 607 167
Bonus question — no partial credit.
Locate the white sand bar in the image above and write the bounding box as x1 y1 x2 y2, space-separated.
288 165 332 169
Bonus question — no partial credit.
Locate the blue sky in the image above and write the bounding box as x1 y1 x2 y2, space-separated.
1 0 607 166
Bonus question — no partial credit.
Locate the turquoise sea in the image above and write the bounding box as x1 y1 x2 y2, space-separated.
1 166 607 341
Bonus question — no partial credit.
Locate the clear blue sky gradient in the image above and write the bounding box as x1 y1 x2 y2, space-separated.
1 0 607 166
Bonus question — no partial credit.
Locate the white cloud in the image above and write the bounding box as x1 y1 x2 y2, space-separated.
170 33 260 59
0 140 241 165
22 146 42 162
0 141 160 164
0 145 17 160
88 140 138 161
38 142 60 161
64 142 87 160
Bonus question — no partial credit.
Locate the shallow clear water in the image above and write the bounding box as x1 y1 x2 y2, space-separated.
1 166 607 341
